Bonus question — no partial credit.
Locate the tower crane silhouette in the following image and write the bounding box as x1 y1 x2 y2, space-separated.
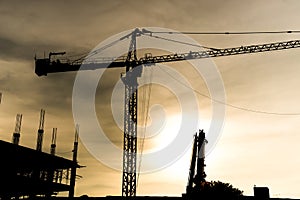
34 28 300 197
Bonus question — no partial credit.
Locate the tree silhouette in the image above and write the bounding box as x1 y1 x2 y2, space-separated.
190 181 243 200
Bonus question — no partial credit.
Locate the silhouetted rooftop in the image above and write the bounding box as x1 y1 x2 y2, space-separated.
0 139 80 198
0 139 79 169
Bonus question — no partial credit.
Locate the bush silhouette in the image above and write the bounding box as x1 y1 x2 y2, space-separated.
190 181 243 200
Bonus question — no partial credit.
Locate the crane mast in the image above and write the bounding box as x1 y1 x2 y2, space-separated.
33 29 300 197
121 28 142 197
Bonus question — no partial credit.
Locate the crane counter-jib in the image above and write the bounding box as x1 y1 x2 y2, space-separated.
34 58 126 76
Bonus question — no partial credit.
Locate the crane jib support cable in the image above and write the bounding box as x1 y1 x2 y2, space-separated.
141 29 300 35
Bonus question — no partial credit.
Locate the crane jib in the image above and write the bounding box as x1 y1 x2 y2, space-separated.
35 40 300 76
138 40 300 65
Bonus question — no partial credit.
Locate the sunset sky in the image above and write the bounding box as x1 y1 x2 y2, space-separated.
1 0 300 198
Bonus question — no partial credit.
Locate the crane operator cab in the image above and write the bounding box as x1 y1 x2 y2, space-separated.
35 52 66 76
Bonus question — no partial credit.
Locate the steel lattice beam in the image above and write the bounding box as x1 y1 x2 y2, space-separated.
138 40 300 65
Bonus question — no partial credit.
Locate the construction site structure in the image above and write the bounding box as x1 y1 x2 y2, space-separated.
0 138 80 198
0 109 82 199
34 28 300 197
50 128 57 155
12 113 22 145
69 124 80 198
186 129 207 195
36 109 45 152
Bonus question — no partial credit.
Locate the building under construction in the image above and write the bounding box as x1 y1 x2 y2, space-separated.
0 139 79 199
0 110 81 199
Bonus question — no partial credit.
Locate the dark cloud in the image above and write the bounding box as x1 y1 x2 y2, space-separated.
0 34 93 62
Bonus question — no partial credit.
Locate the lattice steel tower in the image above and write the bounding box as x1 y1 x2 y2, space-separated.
121 28 143 197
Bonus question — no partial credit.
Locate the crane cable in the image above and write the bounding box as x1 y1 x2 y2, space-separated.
157 65 300 116
142 30 300 35
71 32 133 64
137 68 153 189
141 32 219 50
140 30 300 52
67 30 300 64
140 30 300 116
